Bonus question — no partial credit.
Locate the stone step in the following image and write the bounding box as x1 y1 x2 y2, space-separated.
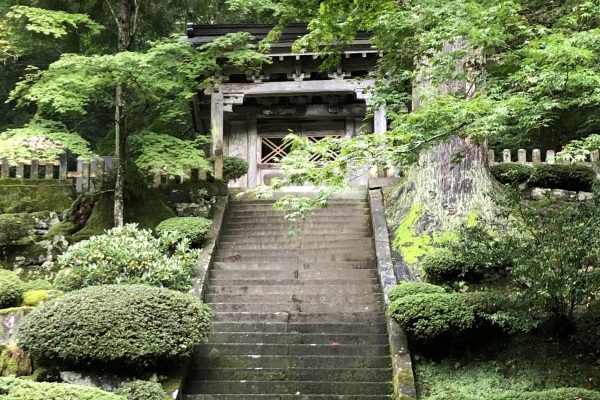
184 395 389 400
208 303 383 314
218 234 371 244
207 284 381 295
192 354 391 369
184 380 390 396
211 322 388 334
227 199 368 208
196 343 390 357
221 227 373 236
208 278 379 286
215 246 374 256
223 219 371 229
212 312 386 324
207 332 389 345
209 269 378 280
217 239 374 251
213 254 375 263
225 208 370 217
212 260 377 270
205 293 382 304
189 367 392 382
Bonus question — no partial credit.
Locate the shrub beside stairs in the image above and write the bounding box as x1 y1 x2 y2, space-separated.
183 191 393 399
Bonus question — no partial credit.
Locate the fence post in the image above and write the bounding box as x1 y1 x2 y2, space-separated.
502 149 511 163
590 150 599 171
59 153 68 180
16 162 24 178
545 150 554 165
532 149 542 166
94 158 105 192
517 149 526 164
82 161 90 191
1 158 9 178
31 160 39 178
45 162 54 179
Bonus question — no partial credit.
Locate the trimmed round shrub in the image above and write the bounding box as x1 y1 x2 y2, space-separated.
115 380 165 400
0 214 33 245
421 248 464 284
0 269 24 308
17 284 213 368
529 164 596 192
0 376 124 399
387 281 446 302
388 293 475 340
155 216 212 245
53 224 199 292
211 156 249 183
490 163 534 185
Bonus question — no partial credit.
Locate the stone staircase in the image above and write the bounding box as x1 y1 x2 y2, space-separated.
183 192 393 400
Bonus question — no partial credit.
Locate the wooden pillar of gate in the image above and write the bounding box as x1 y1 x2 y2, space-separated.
211 88 224 182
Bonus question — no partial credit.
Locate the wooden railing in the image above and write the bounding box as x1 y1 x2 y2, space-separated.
1 155 210 192
488 148 600 167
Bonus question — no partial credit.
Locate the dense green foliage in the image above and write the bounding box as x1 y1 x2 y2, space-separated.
0 214 32 245
155 216 212 245
490 164 534 185
426 388 600 400
0 376 124 399
114 380 165 400
20 278 53 292
222 156 250 183
53 224 199 292
387 281 446 302
389 293 475 340
420 248 464 284
0 269 23 308
529 164 596 192
17 284 213 368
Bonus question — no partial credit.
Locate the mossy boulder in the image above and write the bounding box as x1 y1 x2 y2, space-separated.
0 179 75 214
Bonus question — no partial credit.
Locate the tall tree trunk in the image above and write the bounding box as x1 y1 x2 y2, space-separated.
113 83 126 227
386 41 500 275
110 0 136 227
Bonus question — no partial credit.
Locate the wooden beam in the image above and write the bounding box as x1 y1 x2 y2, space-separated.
211 89 224 181
247 118 258 188
222 79 375 97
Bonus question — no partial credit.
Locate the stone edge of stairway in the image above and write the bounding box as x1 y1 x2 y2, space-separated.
368 188 417 400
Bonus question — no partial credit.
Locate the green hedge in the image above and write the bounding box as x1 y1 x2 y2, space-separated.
490 163 533 185
490 163 597 191
17 284 213 368
155 216 212 245
388 293 475 340
114 380 165 400
529 164 596 192
0 269 24 309
421 248 464 284
0 376 124 399
387 281 446 302
427 387 600 400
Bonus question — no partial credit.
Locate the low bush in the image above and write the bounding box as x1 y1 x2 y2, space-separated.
21 289 62 307
388 293 475 340
17 284 213 368
387 281 446 302
115 380 166 400
155 216 212 245
0 214 33 245
0 376 124 399
529 164 596 192
421 248 464 284
490 163 534 185
53 224 199 292
0 269 24 308
427 387 600 400
21 278 54 291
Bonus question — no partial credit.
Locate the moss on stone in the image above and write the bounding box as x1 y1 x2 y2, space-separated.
0 306 34 315
124 189 176 231
392 204 433 266
70 194 114 243
43 220 75 241
0 346 33 376
21 290 62 307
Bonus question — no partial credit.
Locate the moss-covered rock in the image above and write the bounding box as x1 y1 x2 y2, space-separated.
21 290 62 307
0 179 75 214
0 346 33 376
